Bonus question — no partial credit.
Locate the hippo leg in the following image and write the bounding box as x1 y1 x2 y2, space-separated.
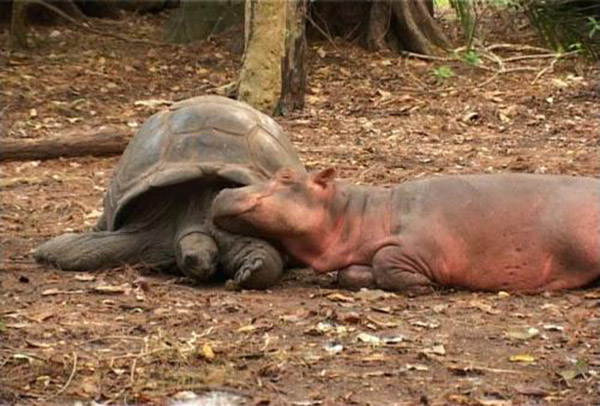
33 230 175 271
174 230 219 281
371 246 436 295
212 226 284 290
337 265 377 290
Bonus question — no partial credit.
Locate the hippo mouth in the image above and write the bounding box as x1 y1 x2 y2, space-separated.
212 188 262 234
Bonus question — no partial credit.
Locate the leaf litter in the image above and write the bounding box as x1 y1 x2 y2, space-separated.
1 6 599 406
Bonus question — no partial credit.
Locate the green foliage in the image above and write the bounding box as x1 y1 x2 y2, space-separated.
462 49 481 66
520 0 600 60
588 17 600 39
432 65 455 81
449 0 476 49
447 0 599 60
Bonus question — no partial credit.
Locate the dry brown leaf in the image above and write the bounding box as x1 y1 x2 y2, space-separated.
326 292 355 303
92 284 130 294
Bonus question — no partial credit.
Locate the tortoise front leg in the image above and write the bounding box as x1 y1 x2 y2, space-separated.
34 230 175 271
211 226 284 290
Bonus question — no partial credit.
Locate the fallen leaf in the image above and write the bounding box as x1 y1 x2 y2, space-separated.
237 324 259 333
134 98 172 108
476 398 512 406
405 363 429 371
356 333 381 345
75 273 96 282
504 327 540 341
514 384 549 397
236 320 273 334
201 343 215 361
41 288 85 296
411 320 440 329
25 339 51 349
557 359 588 384
326 292 355 303
24 311 54 323
432 304 448 313
355 289 395 301
461 111 480 123
509 354 535 363
469 300 501 315
365 315 398 329
382 335 406 344
421 344 446 356
13 354 36 363
93 284 130 294
84 209 102 220
447 365 485 376
339 312 361 323
41 288 61 296
323 342 343 355
5 323 32 329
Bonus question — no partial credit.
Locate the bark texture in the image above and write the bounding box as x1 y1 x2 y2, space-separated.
238 0 307 114
0 127 131 162
10 0 29 49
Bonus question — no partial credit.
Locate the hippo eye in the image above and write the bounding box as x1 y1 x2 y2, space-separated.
277 169 295 184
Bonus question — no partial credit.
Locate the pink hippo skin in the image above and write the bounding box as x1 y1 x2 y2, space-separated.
211 168 600 293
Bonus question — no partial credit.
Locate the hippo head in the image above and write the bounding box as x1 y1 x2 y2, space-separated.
211 167 338 241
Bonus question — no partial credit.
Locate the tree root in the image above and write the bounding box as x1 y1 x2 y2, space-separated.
309 0 450 56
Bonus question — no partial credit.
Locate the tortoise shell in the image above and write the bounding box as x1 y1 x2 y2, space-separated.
102 95 305 230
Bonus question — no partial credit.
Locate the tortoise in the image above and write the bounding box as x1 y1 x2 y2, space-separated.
34 95 306 289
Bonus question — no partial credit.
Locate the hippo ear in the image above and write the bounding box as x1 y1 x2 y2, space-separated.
311 168 336 187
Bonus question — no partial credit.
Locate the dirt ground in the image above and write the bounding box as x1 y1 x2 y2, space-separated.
1 6 599 406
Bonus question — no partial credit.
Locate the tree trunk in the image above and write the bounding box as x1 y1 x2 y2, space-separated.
237 0 307 115
10 0 29 49
310 0 449 55
0 127 131 162
280 0 307 112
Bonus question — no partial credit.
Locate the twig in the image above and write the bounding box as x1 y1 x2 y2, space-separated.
505 53 563 63
402 56 428 90
485 43 553 54
532 57 560 85
306 12 339 51
49 351 78 398
130 357 137 384
401 51 453 62
29 0 166 47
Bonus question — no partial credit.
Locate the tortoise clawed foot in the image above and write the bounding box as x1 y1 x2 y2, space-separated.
223 239 284 290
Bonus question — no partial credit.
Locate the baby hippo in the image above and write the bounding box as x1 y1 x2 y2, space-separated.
211 168 600 294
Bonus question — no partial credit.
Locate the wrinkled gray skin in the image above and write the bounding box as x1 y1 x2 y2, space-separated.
212 168 600 294
34 181 283 289
34 95 305 289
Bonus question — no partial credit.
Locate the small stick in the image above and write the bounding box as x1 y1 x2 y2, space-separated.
51 351 78 398
532 56 561 85
486 43 552 54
